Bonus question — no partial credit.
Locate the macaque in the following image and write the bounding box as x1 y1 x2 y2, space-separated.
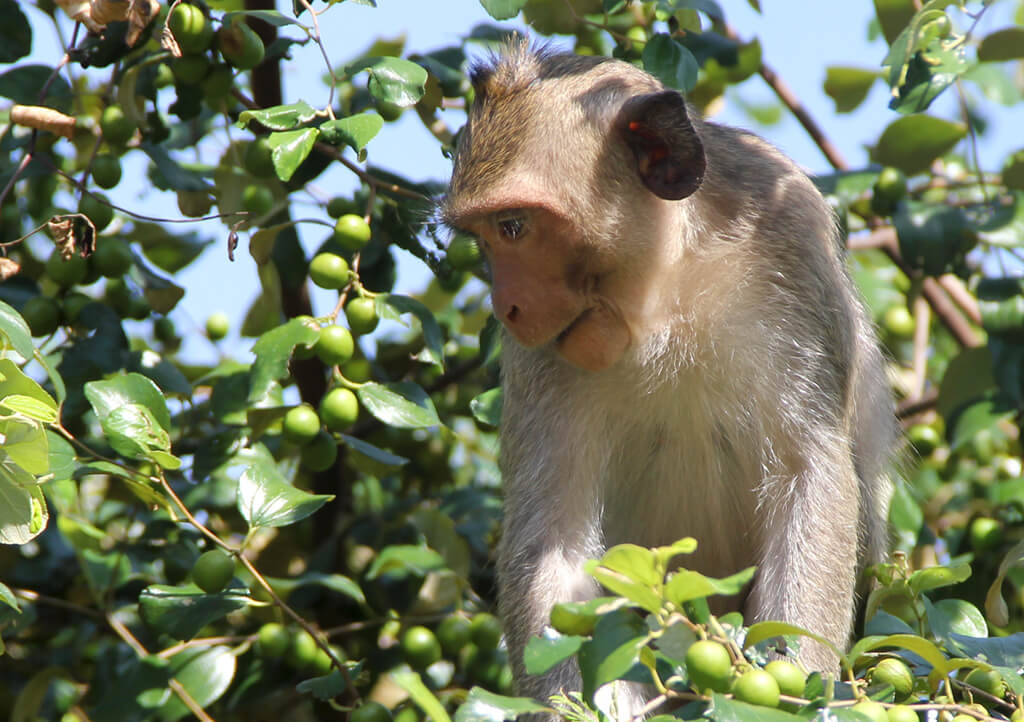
443 41 894 718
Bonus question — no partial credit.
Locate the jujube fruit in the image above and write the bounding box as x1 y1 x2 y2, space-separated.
283 404 321 445
168 2 213 54
309 253 351 290
320 387 359 431
400 626 441 670
731 669 780 708
685 640 733 694
333 214 372 252
315 325 355 366
346 297 379 335
192 549 235 593
256 623 290 658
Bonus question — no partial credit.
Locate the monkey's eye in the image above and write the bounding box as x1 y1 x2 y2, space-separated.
496 214 526 241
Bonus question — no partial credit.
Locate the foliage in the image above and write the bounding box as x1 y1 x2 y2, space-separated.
0 0 1024 720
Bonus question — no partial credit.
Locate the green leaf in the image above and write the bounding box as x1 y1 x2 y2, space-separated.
390 669 452 722
0 359 57 419
0 300 35 359
319 112 384 152
873 0 917 44
0 2 31 63
346 57 428 106
577 609 648 701
159 646 237 720
237 463 334 529
79 547 132 594
888 45 969 114
133 221 210 273
478 0 527 20
139 584 250 640
848 633 948 674
267 127 319 182
382 295 445 368
84 372 171 431
949 397 1014 453
0 581 17 611
0 65 72 111
586 545 663 613
1 418 49 474
976 192 1024 247
358 381 441 429
340 434 409 468
524 633 585 676
99 403 172 460
139 143 211 192
936 347 996 419
710 693 806 721
263 571 366 604
470 388 502 427
745 621 845 669
223 9 308 28
926 598 987 639
455 688 551 722
238 100 318 131
908 562 971 593
872 115 966 175
642 34 699 92
248 316 321 403
0 455 48 543
296 669 349 700
664 566 756 606
365 544 446 579
824 67 880 113
978 27 1024 62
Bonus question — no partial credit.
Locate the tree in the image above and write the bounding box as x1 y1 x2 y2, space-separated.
1 0 1023 720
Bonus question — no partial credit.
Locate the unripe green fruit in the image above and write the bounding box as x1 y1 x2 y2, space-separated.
205 311 230 341
401 626 442 671
731 669 780 707
177 190 213 218
62 292 92 324
447 234 482 270
79 193 114 231
377 100 403 122
283 404 321 445
908 424 941 456
256 622 290 658
202 64 234 104
764 659 805 699
326 196 356 219
192 549 235 593
309 253 351 290
851 700 890 722
242 184 274 216
333 214 372 252
154 316 177 343
100 105 135 145
870 658 914 701
969 516 1002 552
244 137 275 178
315 325 355 366
285 630 320 670
218 20 265 70
301 430 337 472
91 237 133 278
320 388 359 431
351 702 393 722
884 305 915 338
963 667 1006 698
469 613 502 651
436 615 472 657
169 3 213 54
91 153 122 189
886 704 920 722
345 297 379 335
46 251 88 287
549 601 597 636
172 54 211 86
686 640 733 694
22 296 61 337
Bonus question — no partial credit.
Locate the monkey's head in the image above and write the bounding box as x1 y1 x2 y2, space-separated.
443 41 706 372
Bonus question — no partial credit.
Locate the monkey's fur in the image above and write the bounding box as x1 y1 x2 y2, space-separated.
444 42 894 719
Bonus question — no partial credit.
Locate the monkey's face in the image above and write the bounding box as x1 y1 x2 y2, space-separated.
457 206 631 372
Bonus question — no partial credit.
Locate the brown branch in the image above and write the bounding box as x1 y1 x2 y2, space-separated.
897 388 938 420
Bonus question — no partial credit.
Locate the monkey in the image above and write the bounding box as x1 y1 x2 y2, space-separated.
442 40 894 719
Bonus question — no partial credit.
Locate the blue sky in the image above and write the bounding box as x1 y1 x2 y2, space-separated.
18 1 1024 361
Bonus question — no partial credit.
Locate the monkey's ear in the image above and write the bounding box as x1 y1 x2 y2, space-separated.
617 91 706 200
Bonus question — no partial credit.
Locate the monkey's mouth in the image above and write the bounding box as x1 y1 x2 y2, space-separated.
555 308 593 345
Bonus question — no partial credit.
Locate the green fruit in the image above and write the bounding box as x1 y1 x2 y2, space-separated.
91 238 133 278
104 278 133 316
79 193 114 231
309 253 351 290
884 305 915 338
320 387 359 431
205 311 230 341
333 214 372 252
168 2 213 54
218 20 265 70
393 706 420 722
851 700 889 722
242 184 274 216
177 190 213 218
202 64 234 104
549 601 597 636
22 296 61 336
91 153 122 189
315 325 355 366
311 647 333 675
62 292 92 324
731 669 780 707
46 250 88 287
172 54 211 86
1009 709 1023 722
345 297 379 335
870 658 914 701
256 622 291 658
283 404 321 445
100 105 135 145
436 615 472 657
285 630 320 670
301 430 337 472
326 196 356 218
908 424 941 456
154 316 177 343
963 667 1006 698
153 62 175 89
685 640 733 694
886 704 920 722
764 660 805 699
377 100 403 121
192 549 235 593
127 295 150 321
969 516 1002 552
245 137 275 178
351 702 393 722
875 167 908 203
469 613 503 651
447 234 482 270
401 626 442 670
